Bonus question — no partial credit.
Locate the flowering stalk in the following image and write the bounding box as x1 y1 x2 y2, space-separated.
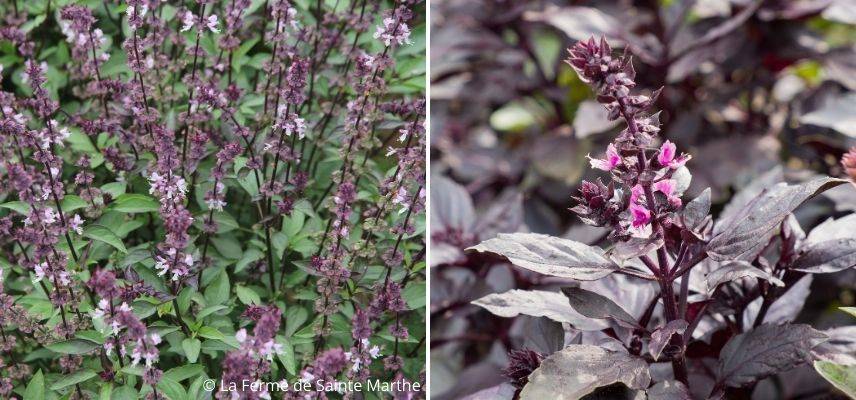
218 305 283 399
567 36 692 383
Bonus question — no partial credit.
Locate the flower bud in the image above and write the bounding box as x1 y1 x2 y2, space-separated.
843 147 856 183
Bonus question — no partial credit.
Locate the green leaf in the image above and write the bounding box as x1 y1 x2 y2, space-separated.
236 285 261 305
196 305 228 320
164 364 204 382
235 248 263 273
284 307 308 337
61 195 89 213
198 326 225 341
211 236 243 260
50 369 97 390
23 369 45 400
84 224 127 253
204 270 230 305
490 101 538 132
157 376 187 400
277 338 297 375
212 212 240 233
814 361 856 397
403 282 426 310
111 386 139 400
100 182 127 198
282 211 305 237
47 339 101 354
840 307 856 319
182 338 202 364
0 201 30 214
99 382 113 400
112 194 160 213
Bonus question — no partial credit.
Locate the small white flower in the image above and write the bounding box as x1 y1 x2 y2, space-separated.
92 298 110 319
298 371 314 385
69 214 84 235
181 12 196 32
206 15 220 33
126 4 148 18
32 262 47 283
235 328 247 343
206 198 227 211
43 208 58 225
369 345 381 359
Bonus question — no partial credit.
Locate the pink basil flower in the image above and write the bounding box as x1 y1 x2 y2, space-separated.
629 203 651 227
589 143 621 171
653 179 682 207
658 140 690 169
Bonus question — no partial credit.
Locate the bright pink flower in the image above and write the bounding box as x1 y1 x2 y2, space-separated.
589 143 621 171
629 203 651 227
630 184 644 204
652 179 675 196
653 179 682 207
658 140 690 169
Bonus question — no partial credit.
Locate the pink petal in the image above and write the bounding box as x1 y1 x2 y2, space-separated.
629 203 651 228
630 184 645 204
653 179 677 196
606 144 621 168
658 140 676 166
588 156 613 171
667 154 691 169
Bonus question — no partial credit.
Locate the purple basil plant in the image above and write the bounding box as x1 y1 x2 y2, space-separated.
0 0 426 399
466 38 856 399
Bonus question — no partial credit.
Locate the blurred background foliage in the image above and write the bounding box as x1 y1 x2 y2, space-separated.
429 0 856 398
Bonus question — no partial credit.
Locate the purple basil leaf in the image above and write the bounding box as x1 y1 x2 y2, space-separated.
649 320 689 362
523 6 621 42
610 236 664 261
704 260 784 294
742 275 813 327
459 383 516 400
646 380 692 400
561 287 641 330
707 177 848 261
800 93 856 138
824 49 856 91
681 187 711 230
580 274 660 320
431 174 476 237
474 189 525 240
669 0 763 61
468 233 618 280
573 100 620 138
816 326 856 363
430 242 466 267
522 317 566 355
519 345 651 399
715 324 827 388
792 238 856 273
823 0 856 24
472 289 608 331
716 166 784 230
807 214 856 243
